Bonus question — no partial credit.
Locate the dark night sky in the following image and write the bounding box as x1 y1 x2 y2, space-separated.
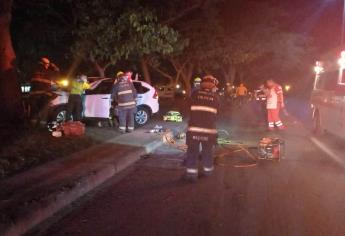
275 0 343 53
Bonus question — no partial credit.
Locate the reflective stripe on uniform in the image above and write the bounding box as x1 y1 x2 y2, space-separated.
118 90 133 95
186 168 198 174
275 121 283 127
32 78 52 84
188 126 217 134
191 105 217 114
118 101 136 107
119 126 126 130
203 166 214 172
268 122 274 128
128 127 134 130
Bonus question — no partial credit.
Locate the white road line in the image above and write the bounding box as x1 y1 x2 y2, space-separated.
310 137 345 166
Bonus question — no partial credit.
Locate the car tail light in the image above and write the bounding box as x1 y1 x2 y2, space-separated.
153 89 158 99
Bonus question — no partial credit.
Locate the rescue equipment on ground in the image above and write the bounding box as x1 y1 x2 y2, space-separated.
47 121 61 132
176 132 186 140
163 111 183 122
162 130 188 152
257 137 285 161
62 121 85 136
149 125 164 133
52 131 63 138
217 137 232 145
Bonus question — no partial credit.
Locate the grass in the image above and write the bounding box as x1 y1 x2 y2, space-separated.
0 125 99 179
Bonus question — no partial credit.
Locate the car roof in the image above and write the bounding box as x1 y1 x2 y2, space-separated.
92 78 152 87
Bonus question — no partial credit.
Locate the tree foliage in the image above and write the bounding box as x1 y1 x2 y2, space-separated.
12 0 76 80
72 1 182 77
148 0 309 90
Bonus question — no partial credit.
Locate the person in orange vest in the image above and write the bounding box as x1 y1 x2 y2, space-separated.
235 83 248 107
264 79 285 131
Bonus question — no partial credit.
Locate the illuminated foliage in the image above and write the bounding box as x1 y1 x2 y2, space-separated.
72 1 182 77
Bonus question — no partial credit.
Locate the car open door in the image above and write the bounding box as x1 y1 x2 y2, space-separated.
84 80 114 119
133 81 150 104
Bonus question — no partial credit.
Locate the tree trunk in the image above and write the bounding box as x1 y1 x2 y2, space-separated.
181 63 194 96
92 61 105 78
0 0 23 124
230 66 236 84
140 57 151 84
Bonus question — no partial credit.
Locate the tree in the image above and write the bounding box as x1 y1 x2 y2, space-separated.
72 2 181 82
148 0 309 92
0 0 23 123
11 0 77 80
147 1 227 94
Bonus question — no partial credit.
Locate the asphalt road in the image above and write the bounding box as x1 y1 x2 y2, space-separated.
40 99 345 236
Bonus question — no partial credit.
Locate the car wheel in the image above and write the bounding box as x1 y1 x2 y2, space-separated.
51 106 68 123
313 111 324 136
135 107 150 126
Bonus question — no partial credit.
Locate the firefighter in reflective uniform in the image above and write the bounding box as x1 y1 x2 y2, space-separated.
116 71 124 81
30 57 60 125
264 79 285 131
185 75 220 181
191 77 202 94
66 75 90 121
111 72 137 133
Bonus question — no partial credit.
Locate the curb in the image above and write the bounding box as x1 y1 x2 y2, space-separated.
0 135 167 236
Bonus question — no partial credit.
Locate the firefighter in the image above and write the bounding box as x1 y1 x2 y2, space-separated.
185 75 220 181
264 79 285 131
29 57 60 125
111 72 137 133
116 71 124 80
191 77 202 94
66 75 90 121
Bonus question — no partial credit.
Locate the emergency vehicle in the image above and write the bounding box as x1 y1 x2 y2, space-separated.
311 53 345 139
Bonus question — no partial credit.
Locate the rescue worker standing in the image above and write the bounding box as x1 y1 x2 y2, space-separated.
191 77 202 94
112 72 137 133
185 75 220 181
264 79 285 131
66 75 90 121
236 83 248 107
116 71 124 81
30 57 60 125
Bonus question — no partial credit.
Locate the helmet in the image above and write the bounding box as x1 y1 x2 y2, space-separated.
41 57 50 65
194 77 202 83
201 75 219 90
116 71 124 77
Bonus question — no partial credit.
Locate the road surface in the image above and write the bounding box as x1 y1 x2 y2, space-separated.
39 100 345 236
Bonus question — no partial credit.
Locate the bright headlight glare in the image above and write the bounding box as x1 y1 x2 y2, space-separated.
58 79 69 87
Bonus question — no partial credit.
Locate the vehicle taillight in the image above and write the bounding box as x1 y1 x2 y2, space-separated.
153 90 158 99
